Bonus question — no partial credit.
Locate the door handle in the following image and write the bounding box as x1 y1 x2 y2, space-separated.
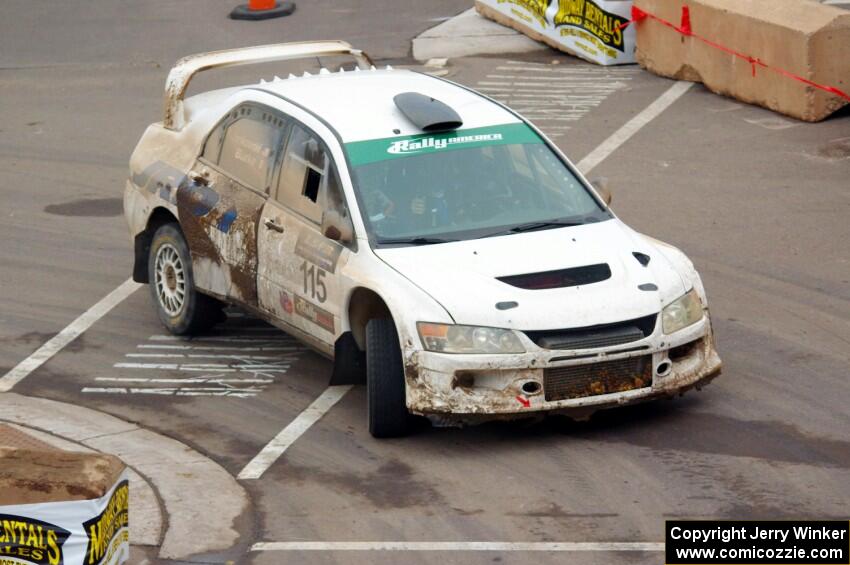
264 218 285 233
189 170 210 186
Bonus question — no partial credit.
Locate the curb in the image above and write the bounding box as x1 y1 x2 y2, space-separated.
0 393 249 561
412 8 546 61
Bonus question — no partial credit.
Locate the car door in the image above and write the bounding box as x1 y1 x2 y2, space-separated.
256 121 353 349
179 103 286 306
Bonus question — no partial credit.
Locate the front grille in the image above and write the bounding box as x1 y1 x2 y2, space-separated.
544 355 652 401
524 314 657 351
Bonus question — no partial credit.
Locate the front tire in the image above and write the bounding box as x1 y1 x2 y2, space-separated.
148 223 221 335
366 318 411 438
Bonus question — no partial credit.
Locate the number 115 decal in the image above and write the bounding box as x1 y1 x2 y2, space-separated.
300 260 327 303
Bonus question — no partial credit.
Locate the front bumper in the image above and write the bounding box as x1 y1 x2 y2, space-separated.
403 315 722 421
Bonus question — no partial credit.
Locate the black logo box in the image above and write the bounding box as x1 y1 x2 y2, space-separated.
666 521 849 565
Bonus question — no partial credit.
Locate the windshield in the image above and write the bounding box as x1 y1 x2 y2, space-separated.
345 123 611 246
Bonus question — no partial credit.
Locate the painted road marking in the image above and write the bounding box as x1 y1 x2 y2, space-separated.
238 385 353 480
81 320 307 397
148 335 293 342
0 278 141 392
251 541 665 552
126 353 289 359
577 81 694 174
138 344 295 351
83 387 267 396
114 362 293 370
95 377 274 383
476 60 636 138
83 386 263 398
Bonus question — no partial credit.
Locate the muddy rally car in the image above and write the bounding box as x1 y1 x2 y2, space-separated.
124 41 722 437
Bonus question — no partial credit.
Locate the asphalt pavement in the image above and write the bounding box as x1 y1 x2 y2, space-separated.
1 2 849 564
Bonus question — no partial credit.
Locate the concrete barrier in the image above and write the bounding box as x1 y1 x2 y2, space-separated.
633 0 850 122
0 447 129 565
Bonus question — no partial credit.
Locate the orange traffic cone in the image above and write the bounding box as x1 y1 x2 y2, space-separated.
230 0 295 20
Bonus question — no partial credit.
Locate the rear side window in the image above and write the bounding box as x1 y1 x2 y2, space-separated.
276 124 336 223
202 105 286 192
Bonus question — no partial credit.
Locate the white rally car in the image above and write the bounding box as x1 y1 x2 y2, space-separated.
124 41 722 437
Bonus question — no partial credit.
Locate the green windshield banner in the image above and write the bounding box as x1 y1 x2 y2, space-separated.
345 123 542 166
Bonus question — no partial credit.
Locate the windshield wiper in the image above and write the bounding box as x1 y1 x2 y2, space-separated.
377 236 459 246
509 220 584 233
480 219 587 239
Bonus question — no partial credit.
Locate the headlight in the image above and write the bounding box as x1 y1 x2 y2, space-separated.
417 322 526 354
662 289 703 334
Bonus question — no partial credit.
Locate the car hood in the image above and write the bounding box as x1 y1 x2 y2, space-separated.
373 219 689 330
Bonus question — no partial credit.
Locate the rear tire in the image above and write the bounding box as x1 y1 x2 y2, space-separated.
147 223 221 335
366 318 411 438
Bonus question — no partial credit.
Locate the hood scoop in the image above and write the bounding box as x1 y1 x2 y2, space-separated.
393 92 463 132
497 264 611 290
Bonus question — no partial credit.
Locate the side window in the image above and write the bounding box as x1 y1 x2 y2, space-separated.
202 105 286 192
202 118 227 164
275 124 345 224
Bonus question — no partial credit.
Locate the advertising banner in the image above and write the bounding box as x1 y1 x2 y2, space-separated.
0 470 129 565
475 0 636 65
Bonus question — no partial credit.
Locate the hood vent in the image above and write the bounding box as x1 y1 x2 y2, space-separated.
393 92 462 132
633 252 651 267
497 263 611 290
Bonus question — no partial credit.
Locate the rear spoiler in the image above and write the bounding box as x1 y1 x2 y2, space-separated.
163 40 373 130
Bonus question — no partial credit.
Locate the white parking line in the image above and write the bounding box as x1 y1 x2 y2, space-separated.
96 377 274 384
238 385 353 480
476 63 636 138
114 362 291 371
139 344 296 351
82 386 263 397
251 541 665 552
149 336 291 343
0 278 141 392
577 81 694 174
126 353 286 359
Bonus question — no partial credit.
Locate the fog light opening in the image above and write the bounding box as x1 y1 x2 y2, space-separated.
670 338 701 361
521 380 542 395
656 359 672 377
452 373 475 390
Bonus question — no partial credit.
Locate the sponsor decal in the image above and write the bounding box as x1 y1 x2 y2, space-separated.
216 207 238 233
130 160 184 205
476 0 635 65
345 123 542 167
0 514 69 565
294 231 343 274
183 185 220 218
387 133 504 156
497 0 550 27
294 296 334 333
279 291 293 314
83 480 128 565
552 0 629 52
175 183 240 235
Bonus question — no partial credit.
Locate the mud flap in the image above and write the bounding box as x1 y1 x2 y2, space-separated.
133 231 151 283
329 332 366 385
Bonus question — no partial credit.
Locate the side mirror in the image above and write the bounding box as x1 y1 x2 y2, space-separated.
321 209 354 243
590 177 613 206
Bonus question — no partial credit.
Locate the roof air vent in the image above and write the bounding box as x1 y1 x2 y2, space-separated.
393 92 462 132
